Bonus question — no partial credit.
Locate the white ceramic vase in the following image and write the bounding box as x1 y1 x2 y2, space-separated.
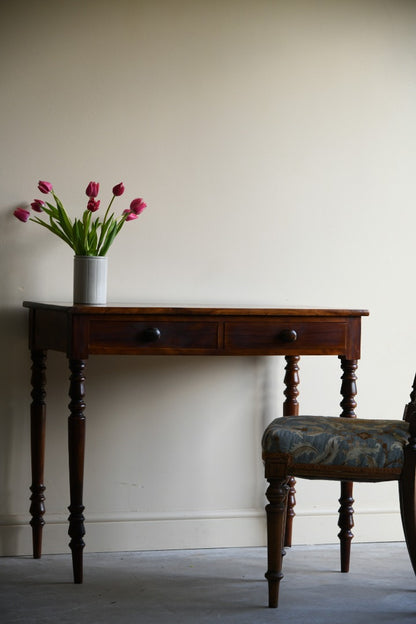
73 255 108 305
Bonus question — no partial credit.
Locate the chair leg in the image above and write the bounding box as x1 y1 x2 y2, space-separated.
265 476 290 608
399 448 416 575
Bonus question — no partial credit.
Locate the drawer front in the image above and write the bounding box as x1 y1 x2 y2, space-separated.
224 319 348 354
88 319 220 353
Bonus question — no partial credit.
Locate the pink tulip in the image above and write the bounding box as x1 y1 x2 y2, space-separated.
31 199 45 212
112 182 125 197
14 207 30 222
38 180 53 194
87 198 100 212
129 198 147 215
85 181 99 198
123 209 138 221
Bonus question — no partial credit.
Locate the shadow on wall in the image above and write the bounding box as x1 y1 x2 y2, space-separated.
0 306 31 555
0 205 46 555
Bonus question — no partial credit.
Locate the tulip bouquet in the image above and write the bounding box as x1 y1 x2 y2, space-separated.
14 180 147 256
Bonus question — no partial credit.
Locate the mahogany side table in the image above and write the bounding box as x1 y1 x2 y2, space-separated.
23 302 369 582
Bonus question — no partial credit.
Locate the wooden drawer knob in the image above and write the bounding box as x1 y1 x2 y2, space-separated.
279 329 297 343
141 327 161 342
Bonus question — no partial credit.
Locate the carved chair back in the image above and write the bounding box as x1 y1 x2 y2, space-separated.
403 375 416 449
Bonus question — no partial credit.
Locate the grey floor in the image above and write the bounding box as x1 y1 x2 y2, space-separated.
0 543 415 624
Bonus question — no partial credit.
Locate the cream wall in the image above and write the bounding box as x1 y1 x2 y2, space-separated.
1 0 416 556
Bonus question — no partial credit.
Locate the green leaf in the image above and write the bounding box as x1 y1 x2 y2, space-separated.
98 220 119 256
88 228 98 255
96 212 114 252
115 213 128 234
72 219 86 255
51 192 74 241
42 202 59 219
30 218 74 249
82 210 92 251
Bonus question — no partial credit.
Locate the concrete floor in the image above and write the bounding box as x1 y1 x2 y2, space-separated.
0 543 415 624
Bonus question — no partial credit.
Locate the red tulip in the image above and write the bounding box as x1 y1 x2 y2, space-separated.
112 182 125 196
14 207 30 222
31 199 45 212
87 198 100 212
38 180 53 194
129 198 147 215
123 209 138 221
85 181 99 198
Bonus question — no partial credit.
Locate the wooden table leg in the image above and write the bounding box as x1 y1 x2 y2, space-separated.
283 355 300 547
338 481 354 573
339 357 357 419
67 358 87 584
338 357 358 572
29 349 47 559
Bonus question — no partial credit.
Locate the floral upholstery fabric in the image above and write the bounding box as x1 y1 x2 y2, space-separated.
262 416 410 470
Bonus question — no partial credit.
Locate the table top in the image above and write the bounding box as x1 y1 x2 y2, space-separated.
23 301 369 318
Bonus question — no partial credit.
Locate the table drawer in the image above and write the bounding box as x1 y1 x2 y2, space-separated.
224 319 348 354
88 319 220 352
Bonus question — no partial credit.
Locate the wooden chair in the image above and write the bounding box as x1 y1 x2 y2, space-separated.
262 376 416 608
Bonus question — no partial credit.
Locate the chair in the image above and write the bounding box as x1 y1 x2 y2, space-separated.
262 375 416 608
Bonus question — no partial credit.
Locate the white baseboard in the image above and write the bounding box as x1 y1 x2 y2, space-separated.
0 509 266 556
292 510 404 545
0 508 404 557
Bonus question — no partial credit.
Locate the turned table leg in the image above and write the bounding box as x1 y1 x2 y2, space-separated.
29 349 47 559
283 355 300 547
338 357 358 572
68 358 87 584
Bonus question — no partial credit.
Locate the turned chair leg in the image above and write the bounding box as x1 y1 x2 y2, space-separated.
399 449 416 575
265 475 290 608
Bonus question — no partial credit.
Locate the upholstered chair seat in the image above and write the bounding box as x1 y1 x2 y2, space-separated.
263 416 410 476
